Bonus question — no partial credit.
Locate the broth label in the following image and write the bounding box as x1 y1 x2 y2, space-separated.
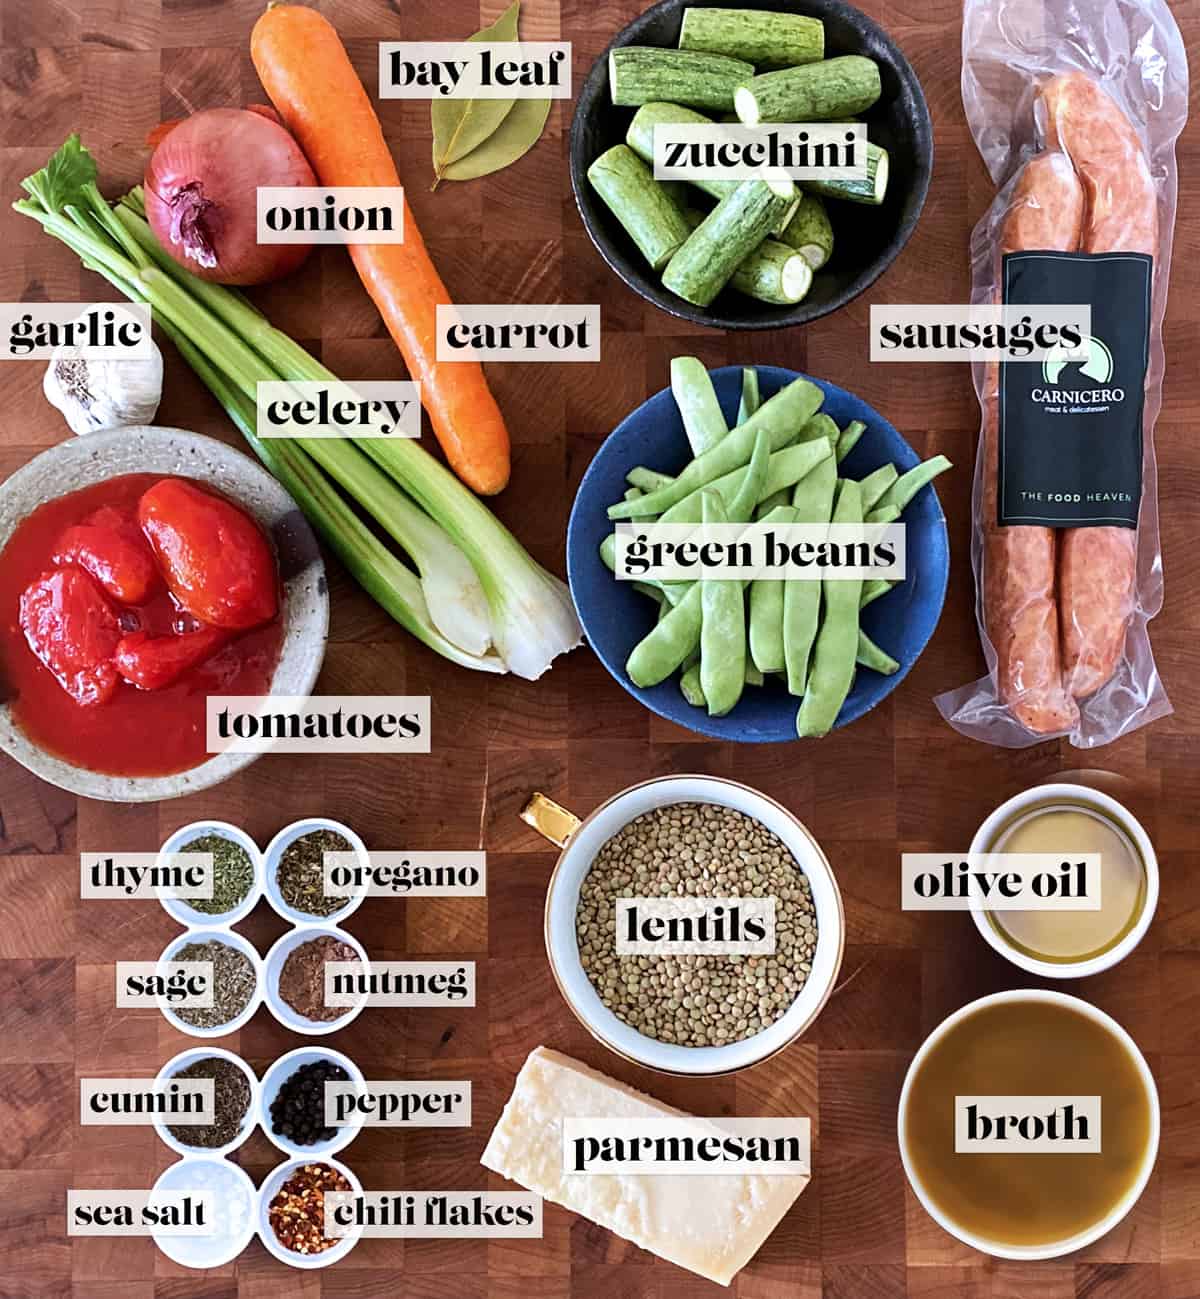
326 1191 542 1237
80 1078 214 1126
324 1081 472 1127
81 852 213 901
614 896 776 956
67 1191 214 1236
901 853 1101 910
562 1118 811 1175
954 1095 1102 1154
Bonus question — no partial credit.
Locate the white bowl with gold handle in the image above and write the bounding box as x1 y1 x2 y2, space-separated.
527 774 845 1076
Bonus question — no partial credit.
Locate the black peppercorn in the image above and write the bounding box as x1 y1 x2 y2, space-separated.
270 1059 350 1146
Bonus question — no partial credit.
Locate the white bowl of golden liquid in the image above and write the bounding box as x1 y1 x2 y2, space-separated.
968 782 1157 979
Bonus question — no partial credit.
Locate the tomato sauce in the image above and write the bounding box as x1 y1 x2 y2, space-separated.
0 473 282 776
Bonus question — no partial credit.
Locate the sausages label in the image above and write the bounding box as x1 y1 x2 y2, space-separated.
998 251 1150 528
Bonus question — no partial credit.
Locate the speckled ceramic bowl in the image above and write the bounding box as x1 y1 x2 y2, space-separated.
0 426 328 802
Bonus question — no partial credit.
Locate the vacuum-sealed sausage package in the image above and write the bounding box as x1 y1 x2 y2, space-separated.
935 0 1188 747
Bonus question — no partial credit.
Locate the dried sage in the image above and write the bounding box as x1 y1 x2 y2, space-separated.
432 0 521 182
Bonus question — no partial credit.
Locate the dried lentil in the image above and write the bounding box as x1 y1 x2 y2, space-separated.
575 803 818 1046
268 1162 352 1255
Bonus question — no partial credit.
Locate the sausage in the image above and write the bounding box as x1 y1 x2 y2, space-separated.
1039 73 1155 698
982 152 1082 735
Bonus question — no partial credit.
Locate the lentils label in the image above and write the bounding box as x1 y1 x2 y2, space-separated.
615 897 776 955
577 803 818 1047
81 852 212 900
324 1190 542 1238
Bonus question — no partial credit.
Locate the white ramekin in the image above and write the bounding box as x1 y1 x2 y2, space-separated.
153 1045 260 1158
257 1154 362 1268
150 1155 258 1269
259 1046 367 1159
263 924 370 1037
969 783 1158 978
898 988 1160 1260
157 927 264 1039
158 820 264 929
263 817 369 927
536 774 845 1076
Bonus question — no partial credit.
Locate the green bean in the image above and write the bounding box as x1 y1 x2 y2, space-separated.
866 503 900 525
672 356 728 455
756 488 790 517
727 424 772 523
836 419 866 462
623 484 659 524
599 532 617 571
783 451 836 695
627 465 674 493
607 377 824 518
744 662 764 687
856 463 898 515
680 661 706 707
798 412 839 448
602 532 683 607
658 439 831 526
875 454 952 513
699 491 746 716
861 578 893 608
856 629 899 675
749 504 795 674
626 583 703 687
633 581 666 604
796 480 864 737
737 367 760 425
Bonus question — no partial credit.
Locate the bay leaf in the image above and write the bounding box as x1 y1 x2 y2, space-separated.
432 0 521 178
439 96 551 182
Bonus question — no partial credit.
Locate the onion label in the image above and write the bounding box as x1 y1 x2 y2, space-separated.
378 42 572 99
1 302 154 360
256 187 405 245
256 380 420 439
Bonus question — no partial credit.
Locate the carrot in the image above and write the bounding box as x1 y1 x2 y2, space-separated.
250 4 511 496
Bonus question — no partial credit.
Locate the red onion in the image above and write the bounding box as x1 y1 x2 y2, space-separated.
144 107 317 285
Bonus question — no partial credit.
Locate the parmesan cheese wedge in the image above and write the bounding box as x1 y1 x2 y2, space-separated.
480 1046 809 1286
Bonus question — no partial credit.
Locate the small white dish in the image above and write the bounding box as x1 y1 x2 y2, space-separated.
898 989 1160 1260
536 774 845 1076
157 927 264 1039
153 1046 260 1158
263 924 370 1037
158 821 264 930
150 1155 258 1269
263 817 369 927
260 1046 367 1159
258 1154 362 1268
969 782 1159 979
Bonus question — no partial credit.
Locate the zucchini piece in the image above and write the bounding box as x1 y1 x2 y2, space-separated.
610 47 754 112
734 55 882 125
586 144 691 271
626 102 796 235
663 176 795 307
681 208 812 305
777 193 833 269
803 142 889 206
679 8 824 68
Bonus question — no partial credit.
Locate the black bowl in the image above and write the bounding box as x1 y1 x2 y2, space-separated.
569 0 933 330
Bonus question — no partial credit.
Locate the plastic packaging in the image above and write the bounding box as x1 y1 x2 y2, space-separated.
936 0 1187 747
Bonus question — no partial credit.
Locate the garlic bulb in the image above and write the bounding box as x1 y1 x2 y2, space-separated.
43 321 163 436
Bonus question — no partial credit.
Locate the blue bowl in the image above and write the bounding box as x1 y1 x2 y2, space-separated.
566 365 950 742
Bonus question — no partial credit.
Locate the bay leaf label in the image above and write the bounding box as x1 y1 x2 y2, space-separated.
380 42 573 100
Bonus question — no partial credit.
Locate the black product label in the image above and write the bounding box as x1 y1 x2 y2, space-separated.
998 251 1150 528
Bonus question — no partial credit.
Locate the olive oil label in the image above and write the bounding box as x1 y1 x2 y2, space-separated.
900 854 1100 910
323 852 486 898
326 1191 542 1237
116 961 214 1009
379 42 572 99
652 123 866 182
67 1190 214 1236
562 1118 810 1174
80 1078 214 1126
324 960 475 1008
436 305 601 361
615 896 776 955
998 251 1151 528
81 852 212 900
954 1096 1101 1154
256 381 420 439
256 187 405 245
325 1081 472 1127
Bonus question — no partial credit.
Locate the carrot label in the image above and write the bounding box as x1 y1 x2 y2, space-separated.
436 305 601 362
256 187 405 245
379 42 572 99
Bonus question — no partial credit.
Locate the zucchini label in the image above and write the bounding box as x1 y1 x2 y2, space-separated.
998 251 1150 529
652 123 866 182
379 42 572 99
